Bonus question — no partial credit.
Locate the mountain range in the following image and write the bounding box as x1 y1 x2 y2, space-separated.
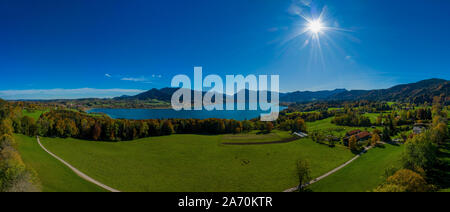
115 78 449 104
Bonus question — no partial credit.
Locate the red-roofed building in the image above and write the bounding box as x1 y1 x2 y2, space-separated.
346 129 362 137
343 130 371 146
355 131 371 141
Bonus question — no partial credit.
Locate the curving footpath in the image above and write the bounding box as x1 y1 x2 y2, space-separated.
36 136 121 192
284 146 374 192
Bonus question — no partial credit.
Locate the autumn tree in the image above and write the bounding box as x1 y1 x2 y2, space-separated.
296 159 311 192
92 123 102 141
0 134 16 149
376 115 383 126
293 118 307 133
20 116 37 136
161 120 174 135
65 120 79 138
0 119 14 136
348 135 358 151
266 122 274 133
55 119 66 137
402 130 438 171
374 169 431 192
371 133 380 146
0 108 39 191
138 121 149 138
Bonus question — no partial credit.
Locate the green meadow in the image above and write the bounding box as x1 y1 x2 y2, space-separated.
306 117 380 137
15 134 105 192
14 116 409 192
363 113 380 123
308 143 404 192
22 109 49 120
39 134 354 192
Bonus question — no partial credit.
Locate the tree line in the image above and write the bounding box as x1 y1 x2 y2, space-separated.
0 101 39 192
21 110 306 142
331 111 372 127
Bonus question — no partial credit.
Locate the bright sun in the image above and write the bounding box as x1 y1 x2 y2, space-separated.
307 20 324 33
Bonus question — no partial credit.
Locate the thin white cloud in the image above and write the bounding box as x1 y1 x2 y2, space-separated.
105 74 112 78
0 88 146 100
268 27 279 32
121 77 148 82
151 74 162 78
288 0 312 17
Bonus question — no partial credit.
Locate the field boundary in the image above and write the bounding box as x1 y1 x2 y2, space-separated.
36 136 121 192
222 136 300 145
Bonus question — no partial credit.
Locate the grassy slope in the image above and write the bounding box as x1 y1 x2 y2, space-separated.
308 117 364 136
40 134 354 192
308 144 404 192
387 102 396 106
363 113 380 123
22 109 49 120
15 134 105 192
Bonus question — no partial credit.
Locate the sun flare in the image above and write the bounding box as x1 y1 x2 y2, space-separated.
307 19 324 33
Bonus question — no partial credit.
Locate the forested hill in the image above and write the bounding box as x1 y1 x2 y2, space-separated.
328 78 449 103
280 89 347 102
114 88 180 101
115 87 348 103
119 78 449 104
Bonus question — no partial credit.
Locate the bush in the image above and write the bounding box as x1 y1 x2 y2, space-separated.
402 131 438 171
375 169 431 192
0 145 40 192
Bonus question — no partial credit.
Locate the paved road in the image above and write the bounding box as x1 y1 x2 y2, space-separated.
284 146 374 192
36 136 121 192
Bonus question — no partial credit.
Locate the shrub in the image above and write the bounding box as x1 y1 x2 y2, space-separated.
375 169 431 192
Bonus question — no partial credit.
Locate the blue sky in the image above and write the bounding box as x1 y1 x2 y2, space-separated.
1 0 449 99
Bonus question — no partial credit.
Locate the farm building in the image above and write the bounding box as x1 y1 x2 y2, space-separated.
413 126 425 134
346 129 362 137
412 123 427 134
343 130 372 146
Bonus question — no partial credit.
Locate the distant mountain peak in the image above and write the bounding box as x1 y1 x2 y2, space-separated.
115 78 448 104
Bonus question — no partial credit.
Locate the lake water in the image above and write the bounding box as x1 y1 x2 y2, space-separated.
88 104 286 121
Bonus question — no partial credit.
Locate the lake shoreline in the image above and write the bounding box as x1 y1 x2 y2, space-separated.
87 105 286 121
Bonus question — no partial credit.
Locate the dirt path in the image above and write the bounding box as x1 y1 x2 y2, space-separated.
284 146 374 192
36 136 121 192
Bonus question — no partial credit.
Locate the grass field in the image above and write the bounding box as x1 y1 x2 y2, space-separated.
220 130 293 144
39 134 355 192
307 117 383 138
15 134 105 192
308 117 366 136
307 117 343 131
22 109 49 120
387 102 396 106
363 113 380 123
440 188 450 192
328 107 343 111
308 143 404 192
